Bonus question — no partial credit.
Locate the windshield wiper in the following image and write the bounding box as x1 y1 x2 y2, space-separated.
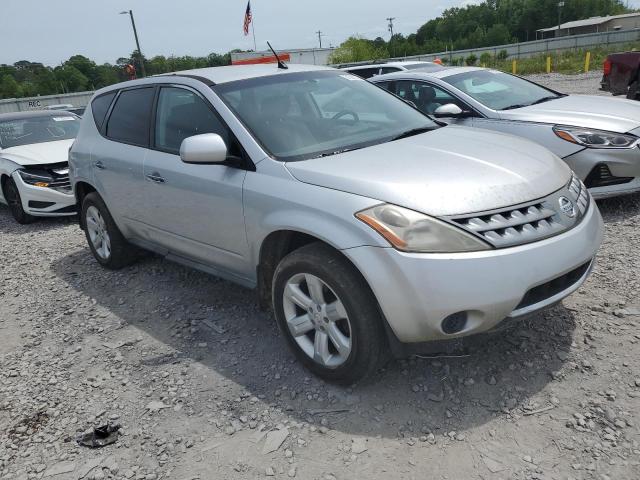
310 147 362 159
391 126 436 141
529 95 561 106
501 103 529 110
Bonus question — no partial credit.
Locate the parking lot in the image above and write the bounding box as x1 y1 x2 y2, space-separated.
1 73 639 480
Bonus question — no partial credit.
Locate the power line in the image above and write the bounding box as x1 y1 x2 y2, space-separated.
315 30 325 49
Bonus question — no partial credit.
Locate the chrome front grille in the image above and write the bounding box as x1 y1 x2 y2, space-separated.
48 166 71 192
449 175 589 248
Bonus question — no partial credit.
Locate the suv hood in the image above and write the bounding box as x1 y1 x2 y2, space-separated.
0 139 74 166
499 95 640 133
285 126 570 216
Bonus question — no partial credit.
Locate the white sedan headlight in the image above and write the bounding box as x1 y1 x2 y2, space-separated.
356 204 491 253
553 126 638 149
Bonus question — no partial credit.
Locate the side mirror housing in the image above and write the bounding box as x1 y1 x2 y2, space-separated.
180 133 227 164
434 103 464 118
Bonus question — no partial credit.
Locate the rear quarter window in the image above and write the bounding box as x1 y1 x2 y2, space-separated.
105 87 155 146
91 91 116 131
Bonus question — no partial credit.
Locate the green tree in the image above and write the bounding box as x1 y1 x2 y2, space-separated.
0 75 20 98
55 65 89 93
328 37 389 64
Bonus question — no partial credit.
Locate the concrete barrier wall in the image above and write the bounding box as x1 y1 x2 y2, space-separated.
0 91 94 114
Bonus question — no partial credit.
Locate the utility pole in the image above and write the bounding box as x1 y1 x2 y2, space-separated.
386 17 395 39
120 9 146 77
316 30 324 49
557 2 565 37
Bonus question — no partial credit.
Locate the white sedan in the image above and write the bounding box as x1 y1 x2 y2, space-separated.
0 111 79 223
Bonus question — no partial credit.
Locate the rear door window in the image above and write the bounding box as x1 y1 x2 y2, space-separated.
91 91 116 130
105 87 155 146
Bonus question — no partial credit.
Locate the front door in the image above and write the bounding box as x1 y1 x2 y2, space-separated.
141 86 249 277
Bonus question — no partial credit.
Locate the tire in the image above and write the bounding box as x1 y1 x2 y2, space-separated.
2 177 36 224
627 81 639 100
272 242 387 385
81 192 137 269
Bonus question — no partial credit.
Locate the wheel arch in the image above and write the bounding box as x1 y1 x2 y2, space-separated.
74 181 97 228
257 230 376 314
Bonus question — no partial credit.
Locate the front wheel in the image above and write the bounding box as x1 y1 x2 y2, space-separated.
81 192 137 269
272 243 387 384
2 178 35 224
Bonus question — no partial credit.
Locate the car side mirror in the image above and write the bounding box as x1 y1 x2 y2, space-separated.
434 103 464 118
180 133 228 164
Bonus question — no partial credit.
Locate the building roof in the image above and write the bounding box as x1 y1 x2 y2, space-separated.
0 110 76 121
537 12 640 32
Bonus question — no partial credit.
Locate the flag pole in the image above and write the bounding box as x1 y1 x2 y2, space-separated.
251 16 257 51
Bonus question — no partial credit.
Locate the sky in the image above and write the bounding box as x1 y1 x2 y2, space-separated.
3 0 640 66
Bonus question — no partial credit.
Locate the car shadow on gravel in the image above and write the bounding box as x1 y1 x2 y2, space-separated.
52 247 577 438
0 205 77 233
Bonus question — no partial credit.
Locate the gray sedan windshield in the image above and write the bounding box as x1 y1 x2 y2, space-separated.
442 70 561 111
0 115 80 148
214 71 439 161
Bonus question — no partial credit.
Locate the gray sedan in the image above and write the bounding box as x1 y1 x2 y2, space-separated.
372 67 640 199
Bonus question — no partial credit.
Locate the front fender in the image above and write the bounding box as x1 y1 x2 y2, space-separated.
243 170 387 269
0 157 22 203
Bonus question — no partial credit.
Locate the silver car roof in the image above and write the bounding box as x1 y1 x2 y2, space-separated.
167 63 332 84
91 64 336 97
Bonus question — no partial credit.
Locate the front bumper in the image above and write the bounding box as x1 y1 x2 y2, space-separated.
344 202 603 343
11 171 76 217
564 147 640 199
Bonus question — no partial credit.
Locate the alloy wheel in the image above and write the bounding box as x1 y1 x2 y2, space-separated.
86 206 111 260
282 273 352 368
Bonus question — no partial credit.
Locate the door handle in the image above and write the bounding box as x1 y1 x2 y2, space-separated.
94 161 105 170
146 173 166 184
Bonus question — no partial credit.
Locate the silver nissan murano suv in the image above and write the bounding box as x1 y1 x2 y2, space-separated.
69 64 603 384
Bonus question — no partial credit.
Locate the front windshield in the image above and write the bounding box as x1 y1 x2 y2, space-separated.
442 70 561 110
0 115 80 148
214 70 439 161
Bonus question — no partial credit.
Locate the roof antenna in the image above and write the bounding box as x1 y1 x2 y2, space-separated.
267 41 288 70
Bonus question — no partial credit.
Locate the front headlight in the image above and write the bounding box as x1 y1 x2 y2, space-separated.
553 126 638 149
17 169 54 187
356 204 491 253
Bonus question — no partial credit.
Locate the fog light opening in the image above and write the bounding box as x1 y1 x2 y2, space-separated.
441 312 468 335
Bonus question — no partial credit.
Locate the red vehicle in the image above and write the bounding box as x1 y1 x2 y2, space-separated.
601 52 640 100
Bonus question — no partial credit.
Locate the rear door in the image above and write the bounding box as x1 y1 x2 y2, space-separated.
141 85 250 277
93 86 155 232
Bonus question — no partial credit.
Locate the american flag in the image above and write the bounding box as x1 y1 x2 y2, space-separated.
243 1 252 36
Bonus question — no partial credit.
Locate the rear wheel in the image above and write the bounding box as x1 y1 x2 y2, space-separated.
272 243 387 384
81 192 137 269
2 178 36 224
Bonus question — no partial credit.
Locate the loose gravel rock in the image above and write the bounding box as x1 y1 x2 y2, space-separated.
1 74 639 479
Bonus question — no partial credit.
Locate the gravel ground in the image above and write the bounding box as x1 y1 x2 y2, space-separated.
526 71 609 96
1 73 640 480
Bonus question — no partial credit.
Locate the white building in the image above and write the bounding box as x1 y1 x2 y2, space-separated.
537 12 640 39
